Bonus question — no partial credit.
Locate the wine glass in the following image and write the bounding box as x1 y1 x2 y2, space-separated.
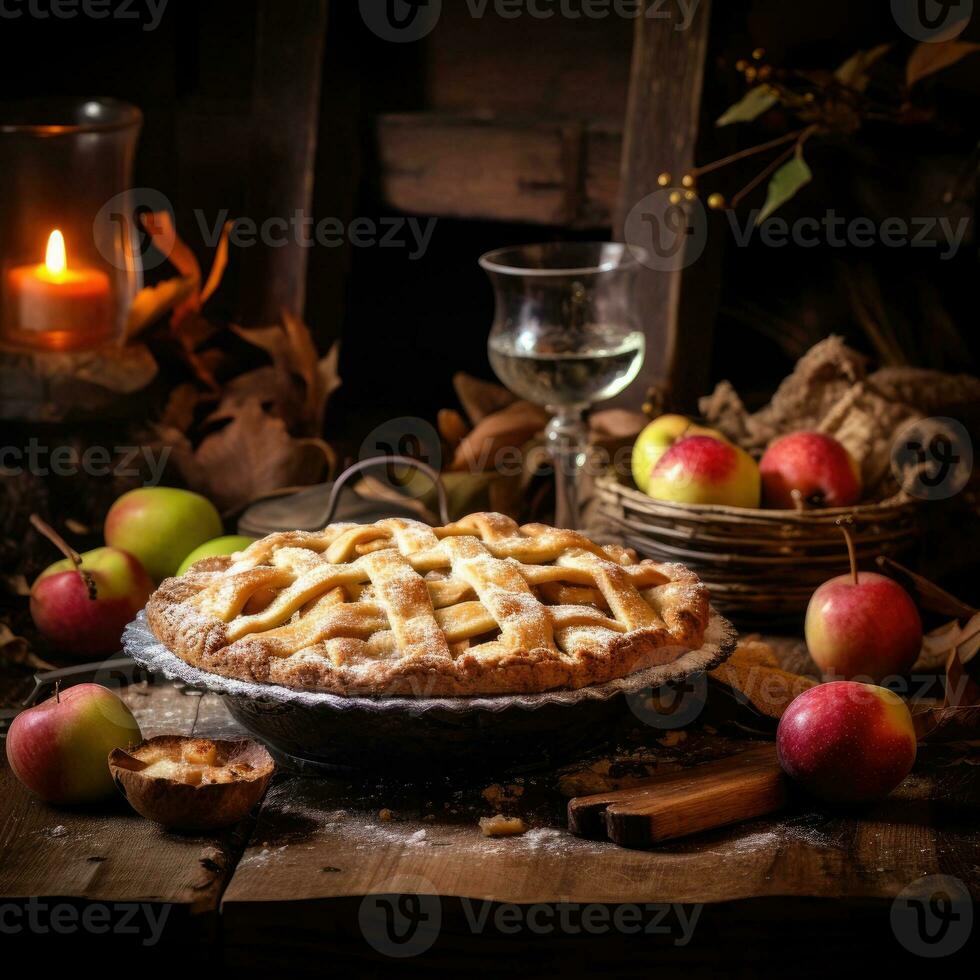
480 242 647 529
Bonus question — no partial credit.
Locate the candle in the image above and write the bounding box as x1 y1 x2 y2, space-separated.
4 230 112 351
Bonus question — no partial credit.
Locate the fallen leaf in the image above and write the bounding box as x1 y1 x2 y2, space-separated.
438 408 470 450
161 383 206 432
0 622 55 671
191 399 333 513
914 613 980 740
907 39 980 88
450 401 549 473
453 373 514 425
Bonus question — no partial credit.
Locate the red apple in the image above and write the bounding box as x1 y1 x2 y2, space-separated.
760 431 861 509
805 525 922 681
647 434 760 508
777 681 916 804
31 546 154 658
5 683 142 804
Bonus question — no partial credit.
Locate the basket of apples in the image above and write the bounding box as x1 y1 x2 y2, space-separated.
591 414 920 626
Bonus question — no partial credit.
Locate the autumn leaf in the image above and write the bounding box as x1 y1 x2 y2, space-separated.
453 373 515 426
756 148 812 224
159 399 334 514
716 85 778 127
907 39 980 87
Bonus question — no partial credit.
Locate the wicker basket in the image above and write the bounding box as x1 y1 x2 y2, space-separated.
589 473 921 627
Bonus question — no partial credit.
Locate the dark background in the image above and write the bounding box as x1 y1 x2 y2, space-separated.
0 0 976 447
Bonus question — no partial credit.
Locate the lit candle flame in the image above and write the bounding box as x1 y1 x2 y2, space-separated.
45 229 67 278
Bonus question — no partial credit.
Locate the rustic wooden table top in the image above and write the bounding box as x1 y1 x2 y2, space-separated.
1 670 977 972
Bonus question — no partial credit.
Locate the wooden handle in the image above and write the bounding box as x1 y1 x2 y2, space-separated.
568 744 787 848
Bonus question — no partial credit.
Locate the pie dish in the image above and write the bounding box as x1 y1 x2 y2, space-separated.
146 512 710 698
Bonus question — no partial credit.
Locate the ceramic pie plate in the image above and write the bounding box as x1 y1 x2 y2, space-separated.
123 608 736 774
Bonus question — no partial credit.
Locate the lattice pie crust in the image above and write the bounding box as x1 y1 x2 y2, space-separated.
146 513 709 697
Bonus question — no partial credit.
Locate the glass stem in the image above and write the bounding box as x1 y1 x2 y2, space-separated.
545 406 588 530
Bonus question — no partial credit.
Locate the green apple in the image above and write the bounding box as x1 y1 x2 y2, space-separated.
177 535 256 575
632 415 725 494
31 547 154 657
105 487 223 582
647 434 761 508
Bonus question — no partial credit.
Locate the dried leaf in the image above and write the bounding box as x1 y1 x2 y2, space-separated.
907 39 980 88
200 221 232 304
161 400 333 514
438 409 470 450
125 276 198 339
756 148 812 224
716 85 778 127
205 367 304 429
450 401 548 473
877 556 977 620
161 383 206 432
709 639 818 719
1 622 55 671
1 574 30 597
453 373 514 426
915 613 980 740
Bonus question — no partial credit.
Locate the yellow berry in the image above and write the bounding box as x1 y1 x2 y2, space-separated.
707 193 726 210
657 172 671 187
684 190 697 202
752 48 765 61
681 174 695 188
668 190 683 205
735 59 748 72
744 67 758 82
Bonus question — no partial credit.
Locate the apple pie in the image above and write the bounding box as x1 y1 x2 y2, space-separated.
146 513 709 697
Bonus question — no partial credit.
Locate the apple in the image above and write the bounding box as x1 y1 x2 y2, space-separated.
805 524 922 682
777 681 917 804
31 547 154 657
177 535 256 576
760 431 861 509
105 487 223 582
6 683 142 804
631 415 725 494
647 435 760 508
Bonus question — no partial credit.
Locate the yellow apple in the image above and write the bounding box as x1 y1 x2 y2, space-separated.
632 415 726 494
647 435 761 508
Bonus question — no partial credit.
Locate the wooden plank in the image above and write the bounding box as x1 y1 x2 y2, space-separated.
613 0 717 410
239 0 329 324
0 681 247 909
221 739 980 912
377 114 621 227
569 744 786 845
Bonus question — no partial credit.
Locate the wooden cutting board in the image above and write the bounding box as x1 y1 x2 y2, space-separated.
567 744 787 848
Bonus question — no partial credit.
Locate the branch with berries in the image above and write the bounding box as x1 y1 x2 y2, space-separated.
658 38 980 223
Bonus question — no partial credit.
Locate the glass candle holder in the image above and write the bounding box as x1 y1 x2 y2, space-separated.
0 98 143 352
481 242 647 530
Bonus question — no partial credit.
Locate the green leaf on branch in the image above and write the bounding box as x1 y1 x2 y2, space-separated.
834 43 891 92
756 149 812 224
907 39 980 88
716 86 778 126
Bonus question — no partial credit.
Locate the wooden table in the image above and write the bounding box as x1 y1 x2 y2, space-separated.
1 674 977 974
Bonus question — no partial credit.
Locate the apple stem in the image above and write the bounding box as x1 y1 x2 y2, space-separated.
29 514 97 601
790 489 807 513
55 680 61 704
836 517 859 586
